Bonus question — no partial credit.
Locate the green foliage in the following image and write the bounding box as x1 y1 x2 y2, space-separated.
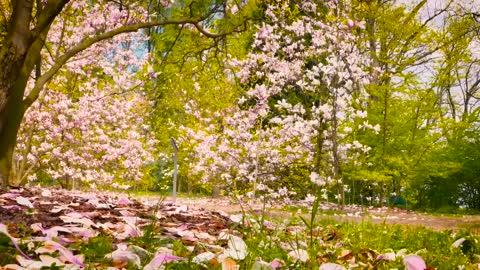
78 234 115 264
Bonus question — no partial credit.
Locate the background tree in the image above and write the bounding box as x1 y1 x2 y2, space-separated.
184 0 374 203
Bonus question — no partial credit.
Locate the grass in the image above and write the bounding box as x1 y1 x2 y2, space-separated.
24 216 473 269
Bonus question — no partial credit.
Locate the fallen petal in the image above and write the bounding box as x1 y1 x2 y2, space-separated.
15 197 34 208
116 197 132 205
288 249 308 263
41 190 52 197
403 254 426 270
192 252 216 264
144 253 187 270
451 238 466 248
36 240 85 268
105 249 141 268
319 263 346 270
0 224 31 259
219 233 248 260
269 259 284 269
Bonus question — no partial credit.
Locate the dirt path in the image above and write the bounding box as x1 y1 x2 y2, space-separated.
138 195 480 233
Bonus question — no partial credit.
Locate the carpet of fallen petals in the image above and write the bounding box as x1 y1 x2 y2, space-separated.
0 186 237 269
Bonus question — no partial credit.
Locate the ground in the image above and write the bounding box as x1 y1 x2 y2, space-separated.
1 187 479 269
141 194 480 233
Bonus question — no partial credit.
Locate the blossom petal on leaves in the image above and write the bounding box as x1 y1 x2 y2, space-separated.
2 264 26 270
16 197 34 208
144 253 187 270
219 232 248 260
39 255 65 267
287 249 308 263
376 252 396 261
115 197 132 205
269 259 284 269
59 215 94 227
192 252 216 264
36 240 85 267
0 193 21 199
0 224 31 259
41 190 52 197
451 238 465 248
319 263 346 270
105 249 141 268
229 214 243 223
403 254 426 270
15 256 44 268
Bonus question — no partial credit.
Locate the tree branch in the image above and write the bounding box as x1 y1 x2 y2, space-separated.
24 16 236 108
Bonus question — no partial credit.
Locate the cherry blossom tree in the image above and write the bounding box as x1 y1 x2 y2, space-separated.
0 0 251 188
184 0 376 202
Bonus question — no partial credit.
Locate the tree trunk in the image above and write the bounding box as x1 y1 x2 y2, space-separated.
0 38 41 189
0 82 28 189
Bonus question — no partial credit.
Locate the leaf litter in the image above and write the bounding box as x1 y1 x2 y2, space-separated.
0 186 238 269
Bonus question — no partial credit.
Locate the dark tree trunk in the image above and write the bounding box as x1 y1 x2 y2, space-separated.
0 96 27 188
0 0 70 188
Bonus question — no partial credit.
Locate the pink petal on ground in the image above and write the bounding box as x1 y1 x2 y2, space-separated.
114 223 142 240
319 263 346 270
116 197 132 205
36 240 85 268
2 205 23 210
31 223 73 240
119 210 133 216
347 19 354 29
144 253 187 270
41 190 52 197
355 20 366 29
0 223 31 259
105 249 141 267
270 259 284 268
403 254 426 270
15 196 34 208
0 192 21 199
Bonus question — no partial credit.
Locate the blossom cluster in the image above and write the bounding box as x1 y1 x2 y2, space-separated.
14 0 157 188
183 0 378 200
